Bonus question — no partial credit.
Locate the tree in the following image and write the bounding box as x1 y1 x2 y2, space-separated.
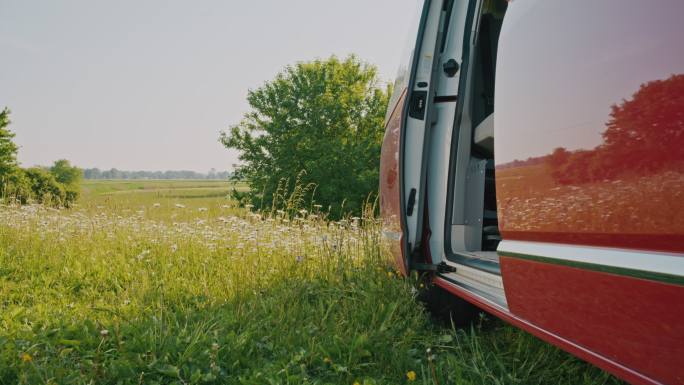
49 159 82 205
220 56 390 216
0 108 19 179
24 167 66 206
0 108 22 199
50 159 82 186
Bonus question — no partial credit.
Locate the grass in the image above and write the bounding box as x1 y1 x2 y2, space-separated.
0 180 623 385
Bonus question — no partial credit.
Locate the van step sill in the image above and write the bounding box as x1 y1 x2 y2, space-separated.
446 251 501 275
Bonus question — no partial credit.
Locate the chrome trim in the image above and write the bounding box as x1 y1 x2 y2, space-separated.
498 240 684 277
440 261 508 308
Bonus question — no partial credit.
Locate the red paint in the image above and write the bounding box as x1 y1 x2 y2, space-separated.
380 90 406 275
493 3 684 383
495 2 684 253
496 74 684 254
499 256 684 385
433 276 660 385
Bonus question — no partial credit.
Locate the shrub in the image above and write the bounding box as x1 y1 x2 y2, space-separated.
24 167 66 206
220 56 390 217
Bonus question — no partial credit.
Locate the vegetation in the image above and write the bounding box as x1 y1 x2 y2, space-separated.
0 108 82 207
220 56 390 217
0 108 19 180
0 180 623 385
83 168 232 180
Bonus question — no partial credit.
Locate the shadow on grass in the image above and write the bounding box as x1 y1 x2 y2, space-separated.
0 269 624 385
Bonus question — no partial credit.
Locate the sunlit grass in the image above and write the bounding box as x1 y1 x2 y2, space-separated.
0 181 622 384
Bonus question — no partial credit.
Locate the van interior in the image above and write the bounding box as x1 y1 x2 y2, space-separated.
443 0 507 274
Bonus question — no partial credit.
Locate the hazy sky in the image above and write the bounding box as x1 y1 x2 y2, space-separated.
0 0 416 172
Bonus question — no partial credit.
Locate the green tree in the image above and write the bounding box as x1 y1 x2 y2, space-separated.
50 159 82 185
49 159 82 205
220 56 390 216
0 108 19 178
0 108 22 199
24 167 66 206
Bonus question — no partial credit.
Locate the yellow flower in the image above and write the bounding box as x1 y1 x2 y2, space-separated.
406 370 416 381
323 357 332 364
387 271 394 278
353 382 361 385
20 353 32 363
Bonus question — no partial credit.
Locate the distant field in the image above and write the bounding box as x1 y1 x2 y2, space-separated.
0 180 622 384
77 180 249 222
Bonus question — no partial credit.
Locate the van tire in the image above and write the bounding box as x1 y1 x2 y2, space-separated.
418 281 480 327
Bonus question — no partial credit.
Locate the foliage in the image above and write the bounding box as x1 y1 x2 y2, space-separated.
0 108 20 197
1 168 32 204
0 180 623 385
0 108 82 206
24 167 67 206
50 159 82 186
83 168 232 180
220 55 390 217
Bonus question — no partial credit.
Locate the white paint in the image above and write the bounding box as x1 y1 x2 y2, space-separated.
498 240 684 278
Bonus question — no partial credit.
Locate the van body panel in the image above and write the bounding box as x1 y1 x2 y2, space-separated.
493 0 684 383
494 0 684 253
500 256 684 385
380 91 407 274
433 276 662 385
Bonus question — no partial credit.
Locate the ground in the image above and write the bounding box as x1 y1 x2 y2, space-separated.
0 180 623 384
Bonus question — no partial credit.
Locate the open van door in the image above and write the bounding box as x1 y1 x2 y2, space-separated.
381 0 467 273
380 0 471 274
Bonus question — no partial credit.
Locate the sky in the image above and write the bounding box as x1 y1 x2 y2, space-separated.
0 0 418 172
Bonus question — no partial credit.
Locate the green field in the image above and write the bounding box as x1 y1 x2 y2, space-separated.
0 180 622 384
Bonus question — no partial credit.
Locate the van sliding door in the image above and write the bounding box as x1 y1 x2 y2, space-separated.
401 0 453 261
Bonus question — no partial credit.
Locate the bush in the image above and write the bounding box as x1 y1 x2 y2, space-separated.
220 56 390 217
24 167 66 206
1 169 32 204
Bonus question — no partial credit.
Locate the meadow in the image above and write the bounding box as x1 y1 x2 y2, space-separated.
0 180 623 385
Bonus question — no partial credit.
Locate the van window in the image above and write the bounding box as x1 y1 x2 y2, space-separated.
385 0 426 123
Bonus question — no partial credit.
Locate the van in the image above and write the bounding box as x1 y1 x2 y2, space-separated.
379 1 684 384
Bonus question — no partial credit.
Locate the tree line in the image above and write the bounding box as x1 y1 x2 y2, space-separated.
83 168 232 180
547 74 683 184
0 108 82 207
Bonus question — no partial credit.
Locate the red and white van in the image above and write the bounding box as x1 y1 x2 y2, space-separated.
379 1 684 384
